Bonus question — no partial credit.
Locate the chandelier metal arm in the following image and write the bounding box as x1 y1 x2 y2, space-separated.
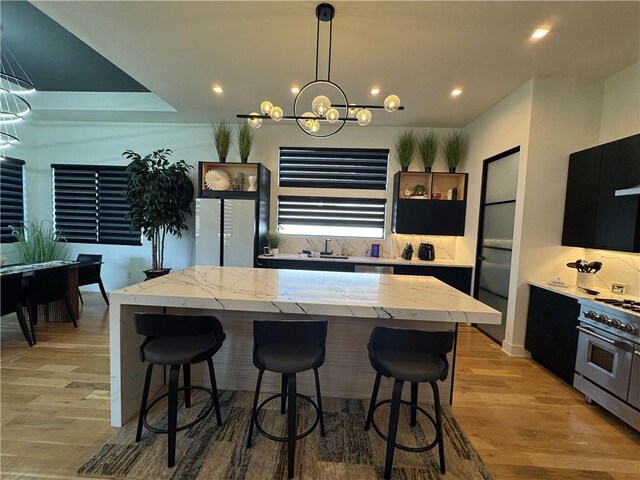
237 113 360 122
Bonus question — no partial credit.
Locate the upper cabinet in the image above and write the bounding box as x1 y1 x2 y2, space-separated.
562 134 640 253
391 172 468 236
197 162 270 200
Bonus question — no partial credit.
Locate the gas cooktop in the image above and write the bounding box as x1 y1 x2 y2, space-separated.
594 298 640 313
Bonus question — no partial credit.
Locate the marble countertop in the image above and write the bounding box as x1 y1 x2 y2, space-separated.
111 266 500 324
258 253 473 268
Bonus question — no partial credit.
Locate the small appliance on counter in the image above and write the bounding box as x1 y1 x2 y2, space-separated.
418 243 435 261
401 243 414 260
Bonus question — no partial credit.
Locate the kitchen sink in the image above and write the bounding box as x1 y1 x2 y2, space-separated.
317 254 350 259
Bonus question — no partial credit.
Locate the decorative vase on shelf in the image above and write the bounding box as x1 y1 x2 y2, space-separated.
241 157 248 164
248 175 257 192
401 166 409 172
219 156 226 163
424 166 432 172
271 248 279 255
448 167 457 173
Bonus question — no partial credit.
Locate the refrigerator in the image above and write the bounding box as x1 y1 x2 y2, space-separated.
195 198 261 267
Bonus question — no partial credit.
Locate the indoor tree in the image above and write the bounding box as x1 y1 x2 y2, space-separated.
122 148 194 278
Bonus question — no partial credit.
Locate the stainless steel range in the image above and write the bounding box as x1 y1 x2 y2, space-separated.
574 298 640 430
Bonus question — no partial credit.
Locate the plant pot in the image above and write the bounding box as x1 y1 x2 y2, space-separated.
143 268 171 281
241 157 248 164
219 156 226 163
401 166 409 172
448 167 457 173
270 248 279 255
424 166 432 172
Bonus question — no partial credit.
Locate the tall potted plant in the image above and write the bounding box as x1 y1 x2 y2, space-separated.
442 130 468 173
418 130 439 172
394 130 416 172
122 148 194 280
212 121 232 163
237 122 255 163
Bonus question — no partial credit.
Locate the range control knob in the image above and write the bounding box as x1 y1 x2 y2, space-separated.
609 318 621 329
622 324 636 334
597 314 609 324
584 310 597 320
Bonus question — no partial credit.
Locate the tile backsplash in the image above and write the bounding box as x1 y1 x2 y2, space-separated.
277 234 457 260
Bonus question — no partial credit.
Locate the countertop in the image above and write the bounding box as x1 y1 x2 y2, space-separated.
258 253 473 269
111 266 500 324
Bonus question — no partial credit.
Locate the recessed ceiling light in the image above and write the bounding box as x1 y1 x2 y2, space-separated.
450 88 463 97
212 85 223 94
531 27 550 40
370 87 380 95
291 86 300 94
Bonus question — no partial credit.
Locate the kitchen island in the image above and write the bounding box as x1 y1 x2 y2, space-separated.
109 266 500 427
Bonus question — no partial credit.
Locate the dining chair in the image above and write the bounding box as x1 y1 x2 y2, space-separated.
1 272 33 346
23 265 76 344
76 254 109 305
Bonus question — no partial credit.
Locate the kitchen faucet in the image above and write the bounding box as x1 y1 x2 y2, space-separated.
321 238 333 255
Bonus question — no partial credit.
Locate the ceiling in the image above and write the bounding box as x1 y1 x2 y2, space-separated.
23 1 640 126
0 0 148 92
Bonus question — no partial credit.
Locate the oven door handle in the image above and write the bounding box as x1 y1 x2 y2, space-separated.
635 350 640 357
576 326 633 352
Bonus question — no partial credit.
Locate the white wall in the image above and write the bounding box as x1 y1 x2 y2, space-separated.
599 62 640 144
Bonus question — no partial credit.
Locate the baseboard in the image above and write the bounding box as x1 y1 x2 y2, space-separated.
501 340 531 357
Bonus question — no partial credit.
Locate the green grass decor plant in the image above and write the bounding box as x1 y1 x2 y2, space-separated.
266 230 285 249
394 130 416 171
212 121 233 162
418 130 439 171
237 123 255 163
442 130 468 172
11 220 69 264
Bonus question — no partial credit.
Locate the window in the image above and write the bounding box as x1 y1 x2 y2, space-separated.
279 147 388 190
0 157 25 243
277 196 386 238
52 164 141 245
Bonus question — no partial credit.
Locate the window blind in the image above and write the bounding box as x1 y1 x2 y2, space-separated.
279 147 389 190
0 157 25 243
52 164 141 246
277 195 386 238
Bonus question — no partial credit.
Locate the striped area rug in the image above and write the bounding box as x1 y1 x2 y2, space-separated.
78 390 493 480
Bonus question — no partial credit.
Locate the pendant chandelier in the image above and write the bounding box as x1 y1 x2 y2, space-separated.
0 45 36 149
237 3 403 138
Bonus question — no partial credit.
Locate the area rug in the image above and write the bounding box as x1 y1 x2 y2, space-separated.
78 390 493 480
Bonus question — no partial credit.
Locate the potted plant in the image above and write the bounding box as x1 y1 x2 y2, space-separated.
237 122 255 163
442 130 468 173
212 121 232 163
122 148 194 280
11 220 68 263
418 130 439 172
266 230 285 254
414 184 426 196
394 130 416 172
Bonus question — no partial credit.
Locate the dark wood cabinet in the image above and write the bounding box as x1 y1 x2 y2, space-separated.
391 172 468 236
562 134 640 253
259 258 472 294
525 286 580 384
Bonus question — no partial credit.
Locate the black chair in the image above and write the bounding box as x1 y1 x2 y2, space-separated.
246 320 328 479
23 265 76 345
364 327 454 480
1 273 33 346
76 254 109 305
135 313 225 468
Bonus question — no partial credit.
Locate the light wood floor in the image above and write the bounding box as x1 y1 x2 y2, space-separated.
1 293 638 479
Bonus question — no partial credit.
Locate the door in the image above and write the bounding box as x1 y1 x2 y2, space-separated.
474 148 520 344
194 198 221 266
223 199 256 267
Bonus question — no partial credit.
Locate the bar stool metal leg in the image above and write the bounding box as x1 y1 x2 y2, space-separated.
246 369 264 448
313 368 325 436
183 363 191 408
410 382 418 427
167 364 181 468
136 363 154 442
206 358 222 426
365 372 382 431
431 381 446 474
286 373 297 479
384 379 404 480
281 373 288 414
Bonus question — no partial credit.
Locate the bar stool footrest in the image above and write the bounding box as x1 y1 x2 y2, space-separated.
370 399 439 453
143 385 214 434
255 392 320 442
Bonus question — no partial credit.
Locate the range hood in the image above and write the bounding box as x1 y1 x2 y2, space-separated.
615 185 640 196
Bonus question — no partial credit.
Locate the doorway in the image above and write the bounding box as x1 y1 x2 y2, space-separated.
474 147 520 344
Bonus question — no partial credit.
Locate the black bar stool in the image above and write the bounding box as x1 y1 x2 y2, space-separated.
246 320 328 479
364 326 454 480
134 313 226 467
